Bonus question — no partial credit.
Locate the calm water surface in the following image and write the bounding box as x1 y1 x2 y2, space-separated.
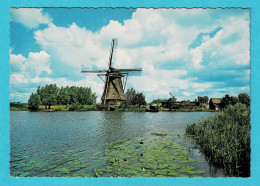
10 111 224 177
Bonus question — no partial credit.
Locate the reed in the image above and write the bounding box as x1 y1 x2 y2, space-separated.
186 103 250 177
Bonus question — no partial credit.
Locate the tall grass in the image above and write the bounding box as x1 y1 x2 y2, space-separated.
186 103 250 177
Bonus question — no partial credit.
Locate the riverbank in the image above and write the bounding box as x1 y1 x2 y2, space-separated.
185 103 250 177
10 104 215 112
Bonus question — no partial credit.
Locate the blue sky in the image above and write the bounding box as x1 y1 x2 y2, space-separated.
9 8 250 103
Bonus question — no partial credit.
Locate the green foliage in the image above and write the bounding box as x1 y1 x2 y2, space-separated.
57 87 70 105
133 93 146 107
151 99 167 104
197 96 209 104
221 94 231 108
32 84 97 109
37 84 59 109
230 96 239 105
93 135 204 177
11 135 205 177
221 93 249 108
238 93 250 107
10 102 26 108
125 88 136 105
125 88 146 107
28 93 41 111
10 102 29 111
186 103 250 177
69 102 79 111
168 95 177 108
11 149 88 177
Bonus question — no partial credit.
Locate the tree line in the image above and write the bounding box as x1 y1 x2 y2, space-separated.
220 93 250 108
195 96 209 104
195 93 250 108
28 84 97 110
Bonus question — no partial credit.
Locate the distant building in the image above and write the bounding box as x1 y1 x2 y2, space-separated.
209 98 221 110
176 101 197 109
161 100 197 109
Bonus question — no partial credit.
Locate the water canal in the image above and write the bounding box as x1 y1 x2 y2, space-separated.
10 111 225 177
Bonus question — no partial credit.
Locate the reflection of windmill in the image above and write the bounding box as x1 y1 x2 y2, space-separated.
81 39 142 106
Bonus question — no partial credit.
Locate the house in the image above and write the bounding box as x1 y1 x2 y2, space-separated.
209 98 221 110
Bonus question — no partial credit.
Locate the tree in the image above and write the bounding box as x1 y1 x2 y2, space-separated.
197 96 209 104
168 95 177 108
238 93 250 107
221 94 239 108
89 91 97 105
230 96 239 105
69 86 79 104
221 94 231 108
28 93 41 110
45 84 59 109
203 96 209 103
77 87 97 105
125 88 136 105
133 93 146 107
57 87 70 105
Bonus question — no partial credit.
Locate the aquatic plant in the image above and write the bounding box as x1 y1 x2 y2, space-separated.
186 103 250 177
10 149 88 177
11 135 205 177
93 135 204 177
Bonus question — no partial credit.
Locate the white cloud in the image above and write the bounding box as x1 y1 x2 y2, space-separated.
10 8 52 29
189 14 250 69
10 51 51 77
33 9 202 71
10 73 28 84
183 92 194 97
10 8 250 102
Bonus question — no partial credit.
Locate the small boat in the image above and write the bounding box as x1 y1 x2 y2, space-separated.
145 105 159 112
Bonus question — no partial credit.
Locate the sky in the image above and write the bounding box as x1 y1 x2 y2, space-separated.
9 8 250 103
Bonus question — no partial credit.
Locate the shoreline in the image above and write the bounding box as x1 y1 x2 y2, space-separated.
10 106 216 112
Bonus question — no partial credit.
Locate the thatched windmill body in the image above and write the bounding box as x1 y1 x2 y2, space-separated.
81 39 142 106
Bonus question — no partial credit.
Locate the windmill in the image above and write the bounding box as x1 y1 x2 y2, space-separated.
81 39 142 106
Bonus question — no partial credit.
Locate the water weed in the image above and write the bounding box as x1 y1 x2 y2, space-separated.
94 135 204 177
11 134 205 177
186 103 250 177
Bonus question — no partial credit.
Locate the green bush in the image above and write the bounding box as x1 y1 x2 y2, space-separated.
186 103 250 177
69 102 79 111
28 93 41 111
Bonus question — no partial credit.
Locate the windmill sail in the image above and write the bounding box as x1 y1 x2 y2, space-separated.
115 68 142 72
108 38 118 68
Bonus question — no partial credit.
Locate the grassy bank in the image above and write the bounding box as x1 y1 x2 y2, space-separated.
10 104 214 112
10 102 29 111
39 104 97 111
186 103 250 177
170 108 214 112
10 107 29 111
